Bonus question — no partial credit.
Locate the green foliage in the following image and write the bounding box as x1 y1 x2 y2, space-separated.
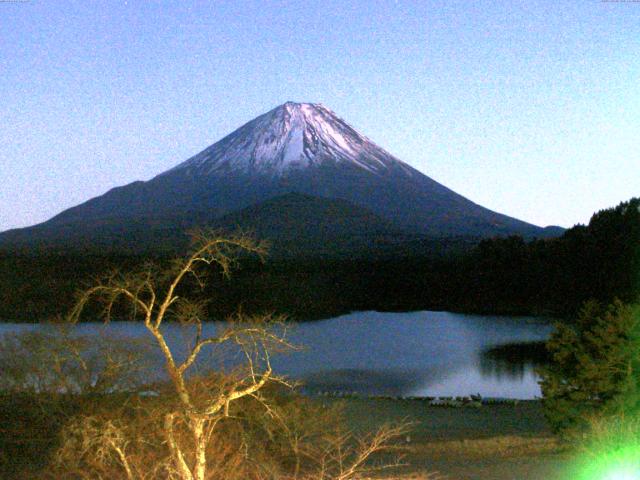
539 300 640 436
570 415 640 480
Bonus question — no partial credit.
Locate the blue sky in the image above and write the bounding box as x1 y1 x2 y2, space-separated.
1 0 638 232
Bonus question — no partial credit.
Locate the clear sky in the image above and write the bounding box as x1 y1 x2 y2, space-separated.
1 0 638 232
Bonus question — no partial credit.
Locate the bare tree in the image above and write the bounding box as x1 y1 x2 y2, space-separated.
65 231 297 480
0 327 151 397
315 423 410 480
255 397 411 480
60 231 412 480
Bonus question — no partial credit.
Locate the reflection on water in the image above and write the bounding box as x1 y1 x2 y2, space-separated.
0 311 554 399
480 341 550 381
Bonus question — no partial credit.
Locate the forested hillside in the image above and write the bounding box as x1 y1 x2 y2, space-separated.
1 198 637 322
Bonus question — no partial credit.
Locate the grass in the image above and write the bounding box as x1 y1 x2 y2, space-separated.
1 394 573 480
332 397 573 480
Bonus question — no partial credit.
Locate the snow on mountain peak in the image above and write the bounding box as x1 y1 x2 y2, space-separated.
167 102 415 178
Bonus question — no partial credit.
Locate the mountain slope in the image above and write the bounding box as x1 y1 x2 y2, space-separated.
0 102 560 252
214 192 409 257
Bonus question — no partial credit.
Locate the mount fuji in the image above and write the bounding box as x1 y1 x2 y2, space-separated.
0 102 562 253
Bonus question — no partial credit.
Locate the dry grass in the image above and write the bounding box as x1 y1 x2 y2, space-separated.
333 398 573 480
410 434 561 459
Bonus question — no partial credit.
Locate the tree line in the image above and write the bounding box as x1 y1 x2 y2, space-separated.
1 197 638 322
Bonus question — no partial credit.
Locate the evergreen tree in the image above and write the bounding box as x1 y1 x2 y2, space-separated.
539 300 640 436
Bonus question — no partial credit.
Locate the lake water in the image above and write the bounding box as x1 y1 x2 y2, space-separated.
0 311 554 399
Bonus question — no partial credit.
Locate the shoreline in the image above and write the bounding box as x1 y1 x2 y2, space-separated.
334 397 571 480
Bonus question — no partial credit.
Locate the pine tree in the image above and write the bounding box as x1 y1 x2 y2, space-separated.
539 300 640 436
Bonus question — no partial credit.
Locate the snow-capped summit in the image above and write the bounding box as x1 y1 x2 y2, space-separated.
0 102 560 252
168 102 414 177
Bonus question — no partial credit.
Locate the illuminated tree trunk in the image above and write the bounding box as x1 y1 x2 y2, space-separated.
192 417 207 480
165 413 194 480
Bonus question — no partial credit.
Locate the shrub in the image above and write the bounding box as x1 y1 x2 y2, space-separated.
539 300 640 437
42 232 410 480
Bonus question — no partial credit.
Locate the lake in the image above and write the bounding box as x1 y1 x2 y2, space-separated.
0 311 554 399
